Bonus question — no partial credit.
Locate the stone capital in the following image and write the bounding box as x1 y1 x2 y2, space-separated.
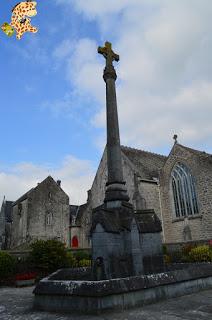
103 66 117 81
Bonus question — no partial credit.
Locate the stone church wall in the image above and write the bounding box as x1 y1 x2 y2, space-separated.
90 149 162 221
79 148 164 249
27 180 69 247
139 181 161 221
11 199 28 248
160 144 212 243
90 148 108 209
10 177 70 249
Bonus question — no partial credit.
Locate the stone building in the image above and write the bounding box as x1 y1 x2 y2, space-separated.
70 142 212 248
1 142 212 250
160 142 212 243
0 176 70 249
0 199 13 250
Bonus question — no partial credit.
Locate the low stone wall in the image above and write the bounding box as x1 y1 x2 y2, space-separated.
34 263 212 314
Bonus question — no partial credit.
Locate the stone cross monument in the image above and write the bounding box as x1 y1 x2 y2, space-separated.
98 42 129 206
91 42 164 280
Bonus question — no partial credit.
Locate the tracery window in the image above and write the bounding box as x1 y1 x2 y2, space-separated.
171 163 199 218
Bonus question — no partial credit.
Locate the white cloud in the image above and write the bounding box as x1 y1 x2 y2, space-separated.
48 38 105 119
0 155 95 205
54 0 212 152
53 39 75 60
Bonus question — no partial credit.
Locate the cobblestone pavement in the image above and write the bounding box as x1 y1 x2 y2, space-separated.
0 286 212 319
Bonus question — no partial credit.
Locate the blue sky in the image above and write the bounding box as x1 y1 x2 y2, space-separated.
0 1 101 166
1 0 212 203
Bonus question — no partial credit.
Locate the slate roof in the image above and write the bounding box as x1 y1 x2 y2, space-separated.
121 146 167 179
69 205 79 224
176 144 212 158
13 188 34 206
70 205 79 216
12 176 68 207
69 203 88 225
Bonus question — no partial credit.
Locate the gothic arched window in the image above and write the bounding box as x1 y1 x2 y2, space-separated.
171 163 199 218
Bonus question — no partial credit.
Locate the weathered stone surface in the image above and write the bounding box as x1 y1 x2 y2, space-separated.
33 264 212 314
76 146 166 249
98 42 129 204
1 285 212 319
91 202 140 279
10 176 70 249
34 264 212 296
160 143 212 243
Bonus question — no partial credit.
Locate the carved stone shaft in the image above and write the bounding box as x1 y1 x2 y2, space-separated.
98 42 129 204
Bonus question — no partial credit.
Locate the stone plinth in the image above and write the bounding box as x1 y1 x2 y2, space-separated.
91 206 165 279
91 201 143 279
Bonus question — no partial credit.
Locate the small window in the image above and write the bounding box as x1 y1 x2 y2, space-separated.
46 212 53 226
48 192 52 200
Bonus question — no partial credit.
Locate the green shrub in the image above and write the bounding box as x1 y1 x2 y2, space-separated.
73 250 90 261
163 254 171 264
29 239 68 272
162 245 168 255
189 245 212 262
65 252 78 268
0 251 16 280
78 259 91 267
182 244 195 255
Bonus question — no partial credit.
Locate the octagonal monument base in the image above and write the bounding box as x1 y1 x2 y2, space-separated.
33 264 212 314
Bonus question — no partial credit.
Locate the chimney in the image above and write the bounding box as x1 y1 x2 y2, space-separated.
57 180 61 187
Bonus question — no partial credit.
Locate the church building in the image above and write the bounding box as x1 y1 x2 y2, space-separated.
70 141 212 248
1 142 212 250
0 176 70 249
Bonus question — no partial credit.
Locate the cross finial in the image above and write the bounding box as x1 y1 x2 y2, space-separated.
98 41 119 67
173 134 178 144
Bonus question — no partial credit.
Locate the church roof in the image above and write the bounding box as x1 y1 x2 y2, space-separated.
13 188 34 206
176 143 212 157
13 176 68 206
121 146 167 179
69 203 88 225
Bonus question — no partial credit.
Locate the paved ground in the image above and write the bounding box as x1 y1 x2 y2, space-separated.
0 286 212 319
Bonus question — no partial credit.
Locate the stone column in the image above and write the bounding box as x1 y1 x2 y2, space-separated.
98 42 129 206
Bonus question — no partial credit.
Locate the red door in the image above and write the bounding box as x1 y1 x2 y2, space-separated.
72 236 79 248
